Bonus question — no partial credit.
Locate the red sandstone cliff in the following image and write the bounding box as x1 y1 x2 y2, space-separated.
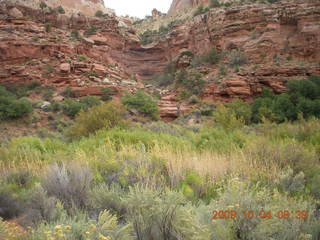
0 0 319 121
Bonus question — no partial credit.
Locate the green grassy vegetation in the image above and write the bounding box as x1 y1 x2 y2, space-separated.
0 86 33 121
122 90 159 120
0 76 320 239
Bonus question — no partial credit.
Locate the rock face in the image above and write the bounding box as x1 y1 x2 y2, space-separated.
0 1 320 121
4 0 109 16
168 0 209 15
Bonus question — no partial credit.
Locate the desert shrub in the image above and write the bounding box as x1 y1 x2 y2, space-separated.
42 88 54 101
193 5 209 16
277 168 305 196
202 47 221 64
228 49 248 67
70 30 80 39
84 25 98 37
6 169 34 189
101 87 116 101
67 102 126 138
61 99 84 117
0 218 7 238
122 186 207 240
189 95 200 104
44 23 52 33
77 55 86 61
79 96 101 109
90 184 127 216
210 0 221 8
122 90 159 120
55 5 65 14
39 1 47 10
24 185 60 224
31 210 133 240
226 98 252 124
0 86 33 121
139 29 158 45
178 170 205 200
42 162 92 210
95 10 104 18
214 103 246 130
175 70 205 95
205 179 319 240
0 188 21 219
152 73 175 87
61 86 74 98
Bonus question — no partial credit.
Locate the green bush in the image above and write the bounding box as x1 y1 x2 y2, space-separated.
175 70 206 95
0 86 33 121
55 5 65 14
79 96 101 109
61 86 74 98
251 76 320 122
70 30 80 39
122 90 159 120
226 98 252 124
95 10 104 18
67 102 126 138
228 49 248 67
202 47 221 64
84 25 98 37
61 99 84 117
101 87 116 101
44 23 52 33
152 73 175 87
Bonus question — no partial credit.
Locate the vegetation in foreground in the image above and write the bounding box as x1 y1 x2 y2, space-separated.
0 75 320 239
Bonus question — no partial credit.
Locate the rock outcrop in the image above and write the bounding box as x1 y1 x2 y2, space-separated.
0 0 319 121
168 0 209 15
4 0 112 16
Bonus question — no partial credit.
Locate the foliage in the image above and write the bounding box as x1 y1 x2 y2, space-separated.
55 5 65 14
152 73 175 87
44 23 52 33
175 70 206 95
0 187 22 220
101 87 116 101
61 86 74 98
67 102 127 138
122 90 159 120
251 75 320 122
193 5 210 17
95 10 104 18
0 86 33 121
228 49 248 67
202 47 221 64
84 25 98 37
210 0 221 8
39 1 47 10
70 30 80 39
42 162 92 210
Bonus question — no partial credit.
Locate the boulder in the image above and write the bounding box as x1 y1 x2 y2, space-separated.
60 63 71 73
8 7 23 18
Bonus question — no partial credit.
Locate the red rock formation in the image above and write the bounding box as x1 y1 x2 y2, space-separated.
0 1 320 121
